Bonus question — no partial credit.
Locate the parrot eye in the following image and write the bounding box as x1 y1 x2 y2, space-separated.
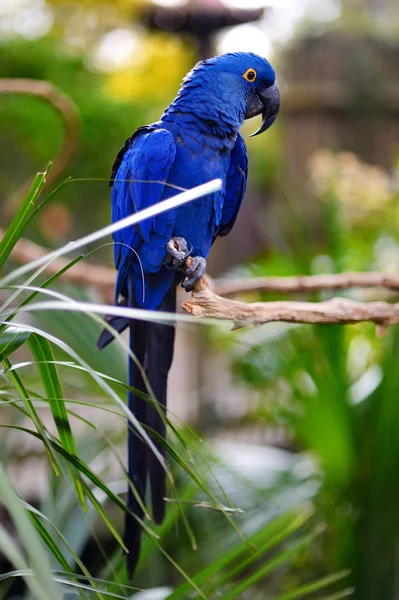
243 68 257 82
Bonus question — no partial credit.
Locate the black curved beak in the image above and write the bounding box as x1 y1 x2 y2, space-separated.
244 83 280 137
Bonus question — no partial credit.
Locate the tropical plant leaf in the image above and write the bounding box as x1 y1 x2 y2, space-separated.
0 462 63 600
1 356 60 474
275 570 351 600
0 325 31 360
28 333 86 509
0 168 49 270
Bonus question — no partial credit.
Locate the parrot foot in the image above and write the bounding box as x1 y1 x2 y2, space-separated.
181 256 206 292
165 237 192 269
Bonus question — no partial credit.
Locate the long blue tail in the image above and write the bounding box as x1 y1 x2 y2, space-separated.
97 282 176 578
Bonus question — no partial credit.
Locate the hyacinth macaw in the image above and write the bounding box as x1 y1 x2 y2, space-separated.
97 52 280 577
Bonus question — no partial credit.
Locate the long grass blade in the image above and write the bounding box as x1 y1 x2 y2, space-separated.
275 570 351 600
0 325 31 360
0 462 63 600
21 499 112 598
1 178 223 286
28 333 86 509
169 511 304 599
0 255 84 335
1 356 60 474
220 528 322 600
204 512 311 595
0 168 49 270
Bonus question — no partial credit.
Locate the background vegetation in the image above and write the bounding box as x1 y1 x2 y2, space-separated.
1 0 399 598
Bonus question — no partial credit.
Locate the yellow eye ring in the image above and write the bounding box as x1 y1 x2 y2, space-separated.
243 68 257 82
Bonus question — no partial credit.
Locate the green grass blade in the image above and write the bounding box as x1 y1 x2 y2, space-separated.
1 356 60 474
144 425 246 543
0 168 49 270
1 178 222 286
26 176 72 228
0 423 138 518
28 333 86 509
317 589 355 600
0 462 63 600
276 570 351 600
0 325 31 360
27 514 88 600
220 528 322 600
204 512 311 595
169 511 304 599
83 484 128 551
139 525 207 600
0 255 84 335
53 572 140 594
29 513 74 573
22 499 109 599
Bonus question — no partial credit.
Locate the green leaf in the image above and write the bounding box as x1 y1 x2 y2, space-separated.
204 512 311 595
83 484 128 552
1 357 60 475
317 589 355 600
169 511 306 599
220 528 322 600
21 499 109 599
28 333 86 509
276 570 351 600
0 423 136 518
0 462 63 600
0 325 31 360
0 168 49 270
0 254 84 335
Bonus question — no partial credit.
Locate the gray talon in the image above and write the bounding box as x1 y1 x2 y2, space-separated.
166 237 191 269
182 256 206 291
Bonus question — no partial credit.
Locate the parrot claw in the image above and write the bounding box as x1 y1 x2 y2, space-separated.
165 237 192 269
181 256 206 291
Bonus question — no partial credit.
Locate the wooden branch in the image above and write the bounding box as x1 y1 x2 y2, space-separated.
4 230 399 329
4 229 399 311
182 277 399 329
215 272 399 296
0 78 80 215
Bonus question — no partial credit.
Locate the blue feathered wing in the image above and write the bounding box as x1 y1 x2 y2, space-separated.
218 132 248 238
111 126 177 302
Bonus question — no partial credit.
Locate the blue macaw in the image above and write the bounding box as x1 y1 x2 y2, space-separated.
97 52 279 576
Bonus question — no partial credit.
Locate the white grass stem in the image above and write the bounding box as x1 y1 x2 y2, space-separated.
1 179 222 286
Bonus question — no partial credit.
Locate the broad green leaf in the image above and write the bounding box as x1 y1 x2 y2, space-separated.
0 325 31 360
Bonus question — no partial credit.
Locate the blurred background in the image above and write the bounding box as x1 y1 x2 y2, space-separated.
1 0 399 598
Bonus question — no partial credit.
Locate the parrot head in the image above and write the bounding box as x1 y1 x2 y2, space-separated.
170 52 280 137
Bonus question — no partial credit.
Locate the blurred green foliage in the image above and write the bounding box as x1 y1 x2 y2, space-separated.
0 33 194 247
218 151 399 599
2 1 399 598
